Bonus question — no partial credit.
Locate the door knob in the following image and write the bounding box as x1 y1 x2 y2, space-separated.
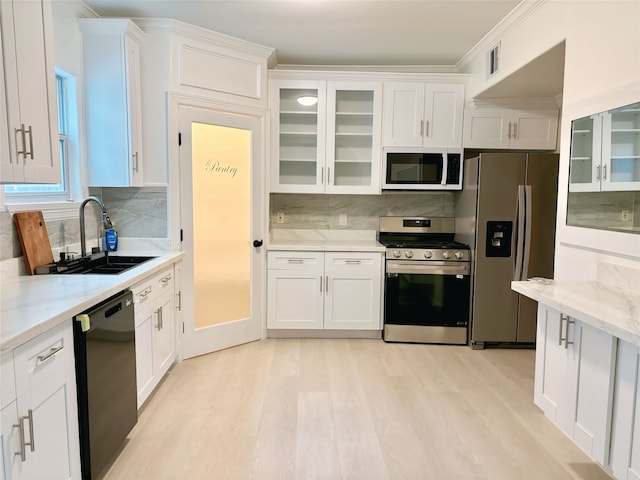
253 239 263 248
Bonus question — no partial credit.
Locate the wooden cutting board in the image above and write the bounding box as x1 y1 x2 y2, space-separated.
13 211 54 275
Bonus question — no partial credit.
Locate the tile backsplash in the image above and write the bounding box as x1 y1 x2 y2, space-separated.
270 192 454 231
1 187 168 262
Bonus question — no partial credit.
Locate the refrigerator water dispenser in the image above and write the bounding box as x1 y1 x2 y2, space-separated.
486 221 512 257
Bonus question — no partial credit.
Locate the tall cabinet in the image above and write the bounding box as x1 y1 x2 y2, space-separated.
78 18 145 187
0 0 60 185
270 75 383 194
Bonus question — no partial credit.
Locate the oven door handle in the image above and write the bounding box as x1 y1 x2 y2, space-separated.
386 261 470 276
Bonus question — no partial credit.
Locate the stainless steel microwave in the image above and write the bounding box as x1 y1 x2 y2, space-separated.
382 148 463 190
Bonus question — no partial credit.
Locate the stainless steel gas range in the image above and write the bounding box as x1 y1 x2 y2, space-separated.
378 216 471 345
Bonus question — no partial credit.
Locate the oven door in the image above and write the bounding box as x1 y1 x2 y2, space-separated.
384 261 470 327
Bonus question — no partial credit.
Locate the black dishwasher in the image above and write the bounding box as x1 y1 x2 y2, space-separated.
73 290 137 480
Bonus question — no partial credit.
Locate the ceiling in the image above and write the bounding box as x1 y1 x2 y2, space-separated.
83 0 522 67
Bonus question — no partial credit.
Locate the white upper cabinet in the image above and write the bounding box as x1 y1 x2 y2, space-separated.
270 77 383 194
78 18 145 187
382 82 465 148
570 102 640 192
0 0 61 185
463 107 558 150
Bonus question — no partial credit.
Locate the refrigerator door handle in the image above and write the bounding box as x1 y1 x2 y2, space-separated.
514 185 526 281
522 185 533 280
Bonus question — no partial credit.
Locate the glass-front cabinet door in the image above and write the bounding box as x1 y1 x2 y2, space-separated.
569 101 640 193
602 102 640 191
326 81 382 194
270 78 382 194
569 114 602 192
270 80 327 193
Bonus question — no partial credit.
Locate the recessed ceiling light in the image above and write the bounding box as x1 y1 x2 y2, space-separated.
297 95 318 106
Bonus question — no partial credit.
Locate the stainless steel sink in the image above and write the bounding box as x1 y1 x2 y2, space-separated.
36 253 156 275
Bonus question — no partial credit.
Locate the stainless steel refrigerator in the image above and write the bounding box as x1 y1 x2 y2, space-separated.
454 152 559 349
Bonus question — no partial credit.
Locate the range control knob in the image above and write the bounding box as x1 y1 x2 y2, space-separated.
392 250 402 258
442 250 451 259
404 250 414 258
423 250 433 259
454 251 465 260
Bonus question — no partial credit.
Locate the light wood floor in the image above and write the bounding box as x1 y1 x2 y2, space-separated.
102 339 611 480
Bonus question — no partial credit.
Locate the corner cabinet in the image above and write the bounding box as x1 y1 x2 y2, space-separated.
270 79 383 194
131 266 176 408
570 103 640 192
463 107 558 150
534 305 616 466
78 19 145 187
0 0 61 185
382 82 465 148
1 321 81 479
267 251 383 331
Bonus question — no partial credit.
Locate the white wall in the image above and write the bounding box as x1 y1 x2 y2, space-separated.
464 0 640 280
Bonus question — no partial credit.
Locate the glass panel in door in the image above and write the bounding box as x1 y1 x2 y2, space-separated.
333 90 374 186
606 102 640 189
278 88 319 185
192 122 251 328
569 115 598 191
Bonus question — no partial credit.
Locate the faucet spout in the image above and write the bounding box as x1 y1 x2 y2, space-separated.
79 196 111 257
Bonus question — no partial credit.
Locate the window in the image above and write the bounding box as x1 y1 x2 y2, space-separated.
4 72 71 202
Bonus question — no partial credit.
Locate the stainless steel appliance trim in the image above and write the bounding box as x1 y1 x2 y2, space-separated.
379 216 455 234
522 185 533 280
386 260 470 276
384 324 468 345
514 185 526 281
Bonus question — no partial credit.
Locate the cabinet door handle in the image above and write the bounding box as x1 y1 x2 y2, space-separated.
425 120 429 138
325 275 329 293
133 152 139 173
176 291 182 311
320 276 323 294
596 165 601 180
420 120 424 136
14 409 35 461
512 123 518 139
327 167 331 185
320 166 324 185
15 125 27 160
155 307 162 330
26 126 34 159
508 122 512 139
565 317 575 349
37 345 64 364
602 164 607 180
558 313 565 346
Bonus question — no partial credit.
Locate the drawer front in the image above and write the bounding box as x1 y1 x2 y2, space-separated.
268 251 323 270
13 321 72 398
155 267 174 295
325 252 381 270
1 351 16 407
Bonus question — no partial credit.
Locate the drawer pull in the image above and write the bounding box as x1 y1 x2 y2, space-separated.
345 260 362 265
287 259 304 264
139 287 152 298
37 345 64 364
160 275 172 285
14 409 35 461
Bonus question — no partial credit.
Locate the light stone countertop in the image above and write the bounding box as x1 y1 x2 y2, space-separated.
268 229 386 253
0 251 184 352
512 279 640 347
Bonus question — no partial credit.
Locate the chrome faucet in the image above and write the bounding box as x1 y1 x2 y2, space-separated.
79 196 112 257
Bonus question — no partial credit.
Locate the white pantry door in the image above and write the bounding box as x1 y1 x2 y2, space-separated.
179 106 263 359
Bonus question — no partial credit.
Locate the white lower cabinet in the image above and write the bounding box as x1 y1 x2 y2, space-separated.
611 341 640 480
132 266 176 407
267 251 383 331
534 305 616 466
1 321 81 480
